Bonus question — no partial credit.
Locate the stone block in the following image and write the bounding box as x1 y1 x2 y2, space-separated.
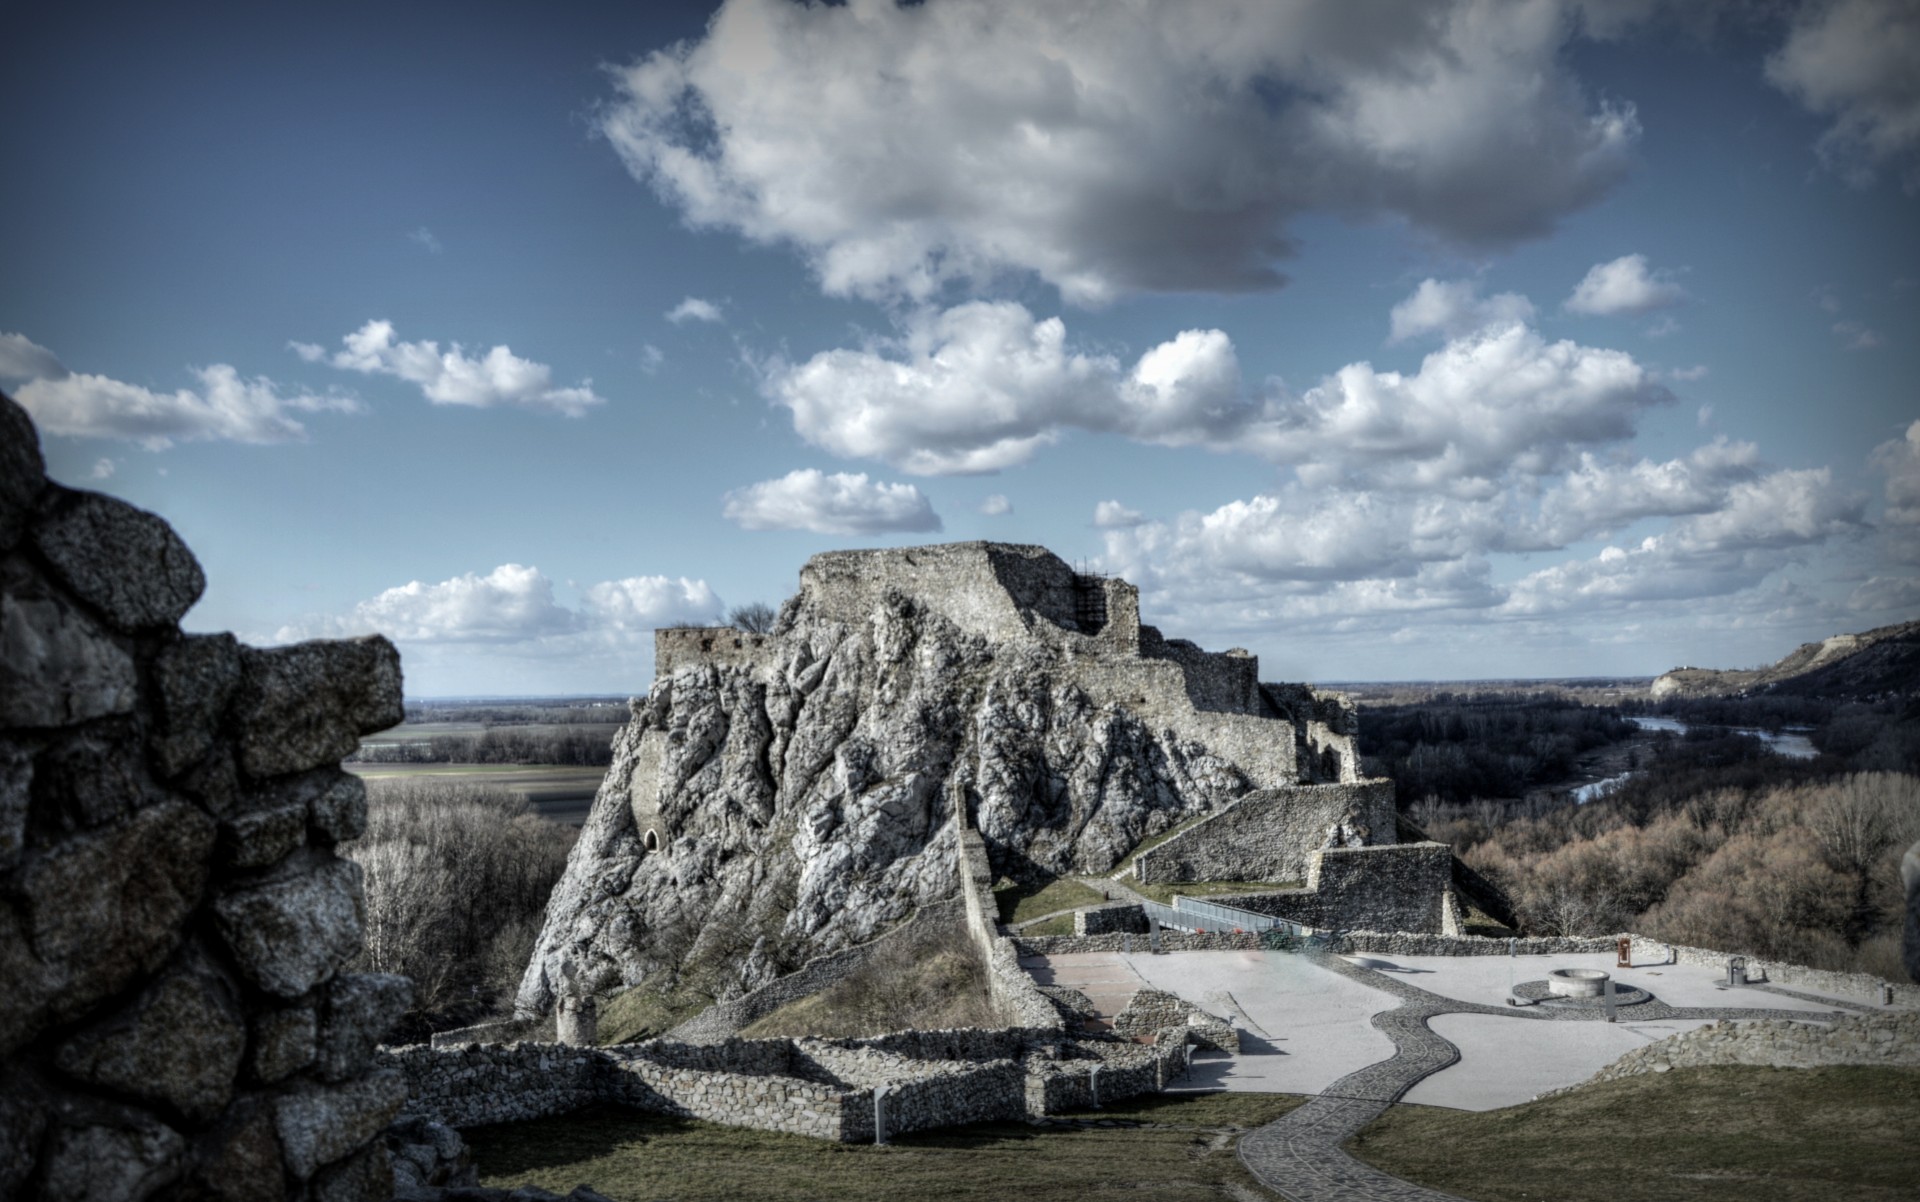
234 637 403 778
310 1139 393 1202
0 800 214 1056
39 1109 187 1202
309 770 370 843
0 557 137 728
214 857 365 998
148 632 241 778
221 801 308 869
184 1098 286 1202
318 973 413 1081
35 721 150 830
0 740 30 871
252 1006 319 1083
54 952 247 1123
30 486 206 631
0 392 44 552
274 1069 407 1179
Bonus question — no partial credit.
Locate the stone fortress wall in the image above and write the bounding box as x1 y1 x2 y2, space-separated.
1132 779 1398 886
0 394 413 1201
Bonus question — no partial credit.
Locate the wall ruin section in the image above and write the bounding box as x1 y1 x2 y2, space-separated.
0 394 411 1201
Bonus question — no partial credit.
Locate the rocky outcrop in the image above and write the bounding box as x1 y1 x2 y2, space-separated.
1650 619 1920 700
0 393 410 1201
519 541 1368 1018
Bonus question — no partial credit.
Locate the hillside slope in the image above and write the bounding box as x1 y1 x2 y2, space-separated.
1650 620 1920 700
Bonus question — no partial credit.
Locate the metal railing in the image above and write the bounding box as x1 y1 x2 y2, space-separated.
1136 897 1311 939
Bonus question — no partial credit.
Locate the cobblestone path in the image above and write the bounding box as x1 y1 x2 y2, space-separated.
1235 949 1851 1201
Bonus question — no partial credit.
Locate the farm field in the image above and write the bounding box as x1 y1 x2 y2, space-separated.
345 762 606 825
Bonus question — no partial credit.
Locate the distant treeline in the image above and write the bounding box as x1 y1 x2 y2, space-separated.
403 700 631 725
350 727 617 766
1359 692 1636 806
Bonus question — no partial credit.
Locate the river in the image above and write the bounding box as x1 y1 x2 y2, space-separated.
1570 715 1818 803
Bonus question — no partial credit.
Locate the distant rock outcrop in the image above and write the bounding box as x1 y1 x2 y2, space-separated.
517 542 1372 1017
1650 620 1920 700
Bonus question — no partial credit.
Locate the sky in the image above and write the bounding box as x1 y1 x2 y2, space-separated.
3 0 1917 696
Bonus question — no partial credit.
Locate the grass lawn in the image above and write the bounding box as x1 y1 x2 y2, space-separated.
993 877 1109 925
1130 879 1302 906
465 1092 1306 1202
1346 1065 1920 1202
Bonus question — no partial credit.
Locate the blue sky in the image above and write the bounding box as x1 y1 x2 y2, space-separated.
4 0 1917 696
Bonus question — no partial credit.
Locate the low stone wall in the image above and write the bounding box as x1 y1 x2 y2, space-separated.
956 817 1067 1034
1075 902 1148 935
1558 1012 1920 1096
1209 842 1452 934
1326 931 1619 957
666 897 968 1043
1112 989 1238 1052
1133 780 1396 885
381 1044 601 1129
1628 936 1920 1008
1014 930 1268 956
604 1046 848 1141
0 395 412 1202
1023 1033 1190 1113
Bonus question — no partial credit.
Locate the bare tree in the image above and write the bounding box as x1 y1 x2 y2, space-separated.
727 601 777 634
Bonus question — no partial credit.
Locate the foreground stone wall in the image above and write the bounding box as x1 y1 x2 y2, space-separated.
0 395 410 1201
1132 780 1397 885
956 816 1069 1035
1560 1011 1920 1095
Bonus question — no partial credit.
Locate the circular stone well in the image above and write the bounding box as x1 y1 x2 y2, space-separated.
1546 967 1610 998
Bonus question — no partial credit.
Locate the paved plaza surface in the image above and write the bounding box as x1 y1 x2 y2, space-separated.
1024 945 1870 1201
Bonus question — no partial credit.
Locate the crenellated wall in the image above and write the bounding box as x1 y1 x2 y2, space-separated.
0 393 412 1201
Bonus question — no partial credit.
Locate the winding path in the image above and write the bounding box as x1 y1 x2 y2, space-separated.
1234 950 1851 1202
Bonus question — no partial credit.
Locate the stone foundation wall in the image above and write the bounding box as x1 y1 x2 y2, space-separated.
666 898 968 1044
0 394 411 1201
1023 1033 1189 1113
1132 780 1396 886
1208 842 1452 934
956 817 1068 1034
1111 989 1238 1052
1075 902 1149 935
1628 936 1920 1008
1559 1012 1920 1095
381 1044 600 1129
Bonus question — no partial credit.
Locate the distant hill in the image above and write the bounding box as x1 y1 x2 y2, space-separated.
1650 620 1920 700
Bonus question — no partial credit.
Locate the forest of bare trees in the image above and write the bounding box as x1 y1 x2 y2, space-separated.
344 779 577 1040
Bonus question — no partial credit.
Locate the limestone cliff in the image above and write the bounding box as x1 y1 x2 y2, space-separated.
517 542 1361 1017
1650 620 1920 700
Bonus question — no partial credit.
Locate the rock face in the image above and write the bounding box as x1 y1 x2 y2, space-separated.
518 541 1365 1017
0 392 411 1201
1650 619 1920 700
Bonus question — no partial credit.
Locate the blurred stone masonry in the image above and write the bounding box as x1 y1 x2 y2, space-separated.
0 392 415 1201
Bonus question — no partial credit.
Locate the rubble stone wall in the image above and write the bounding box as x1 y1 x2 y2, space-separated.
0 394 411 1201
1132 780 1397 885
1559 1012 1920 1095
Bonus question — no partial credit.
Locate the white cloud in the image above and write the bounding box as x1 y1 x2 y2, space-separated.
0 332 70 383
580 575 725 630
1848 576 1920 613
721 468 942 535
297 320 604 416
1766 0 1920 192
408 227 444 254
88 457 116 480
666 297 724 324
766 300 1669 488
1536 439 1760 543
7 331 359 448
1388 278 1534 342
603 0 1638 306
1872 420 1920 564
1564 253 1687 316
1092 500 1145 529
641 343 665 374
275 564 724 648
1833 320 1883 350
979 494 1012 516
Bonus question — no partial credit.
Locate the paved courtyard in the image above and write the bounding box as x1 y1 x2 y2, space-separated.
1025 947 1857 1110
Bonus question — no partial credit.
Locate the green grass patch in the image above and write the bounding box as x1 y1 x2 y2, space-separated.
595 985 709 1047
1020 915 1075 937
465 1093 1307 1202
742 924 996 1039
993 878 1107 926
1346 1065 1920 1202
1129 879 1302 906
